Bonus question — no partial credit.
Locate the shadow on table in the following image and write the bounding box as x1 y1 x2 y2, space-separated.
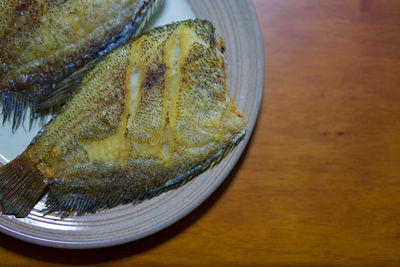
0 124 257 265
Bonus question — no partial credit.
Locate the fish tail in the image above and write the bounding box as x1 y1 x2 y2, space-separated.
0 155 47 218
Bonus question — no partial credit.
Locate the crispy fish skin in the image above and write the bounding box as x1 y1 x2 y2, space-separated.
0 19 247 218
0 0 163 128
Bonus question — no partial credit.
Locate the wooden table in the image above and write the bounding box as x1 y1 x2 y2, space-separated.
1 0 400 265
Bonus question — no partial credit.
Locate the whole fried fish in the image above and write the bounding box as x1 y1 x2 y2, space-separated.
0 19 247 218
0 0 163 129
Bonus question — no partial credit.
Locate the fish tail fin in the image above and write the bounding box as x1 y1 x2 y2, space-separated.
37 59 98 112
0 155 47 218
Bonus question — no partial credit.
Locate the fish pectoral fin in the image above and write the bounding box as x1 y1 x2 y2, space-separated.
37 82 74 112
0 155 48 218
37 60 98 112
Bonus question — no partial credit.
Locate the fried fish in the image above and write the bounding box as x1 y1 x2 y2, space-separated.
0 19 247 218
0 0 163 129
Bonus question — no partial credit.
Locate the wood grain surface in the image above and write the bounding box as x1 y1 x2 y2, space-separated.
1 0 400 265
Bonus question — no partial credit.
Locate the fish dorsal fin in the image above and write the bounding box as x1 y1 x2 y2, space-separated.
37 58 100 112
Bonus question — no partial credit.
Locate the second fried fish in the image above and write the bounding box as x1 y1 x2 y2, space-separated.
0 0 163 128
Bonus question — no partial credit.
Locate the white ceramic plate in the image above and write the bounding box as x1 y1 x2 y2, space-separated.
0 0 263 248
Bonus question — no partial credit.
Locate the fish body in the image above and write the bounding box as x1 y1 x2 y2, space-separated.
0 19 247 218
0 0 163 128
